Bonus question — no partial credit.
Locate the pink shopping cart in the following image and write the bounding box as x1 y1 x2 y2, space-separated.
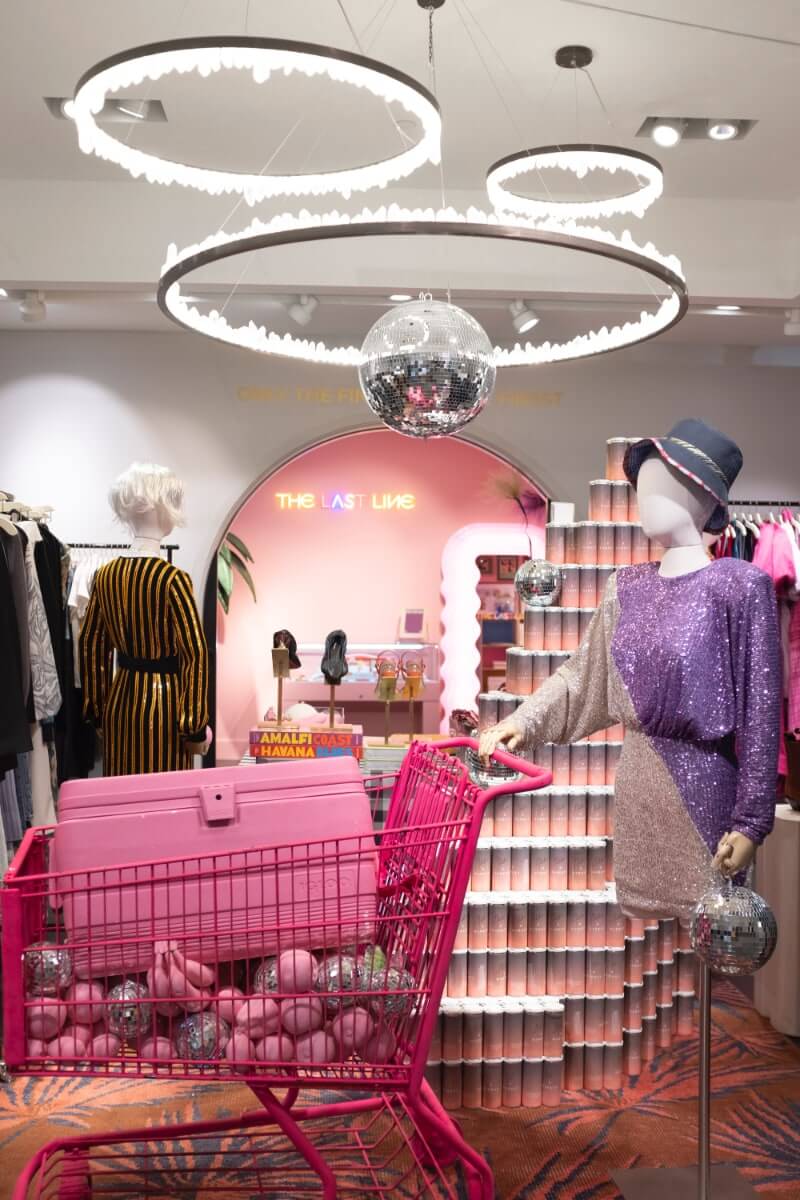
2 739 551 1199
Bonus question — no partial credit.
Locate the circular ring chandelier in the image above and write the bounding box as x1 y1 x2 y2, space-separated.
157 206 688 365
68 37 441 203
486 144 663 222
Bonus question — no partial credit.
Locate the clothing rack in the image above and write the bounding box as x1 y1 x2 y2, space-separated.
729 500 800 507
69 542 180 564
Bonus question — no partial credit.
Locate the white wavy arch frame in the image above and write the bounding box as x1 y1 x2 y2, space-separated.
439 522 545 733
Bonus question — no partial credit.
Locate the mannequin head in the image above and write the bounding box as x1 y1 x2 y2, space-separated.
110 462 185 540
636 454 716 549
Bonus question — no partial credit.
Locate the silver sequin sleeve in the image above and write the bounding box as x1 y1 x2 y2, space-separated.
509 576 618 748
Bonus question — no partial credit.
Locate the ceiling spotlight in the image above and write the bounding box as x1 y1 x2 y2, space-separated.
287 294 318 326
19 291 46 323
785 309 800 337
0 288 7 297
389 293 413 302
652 120 683 148
509 299 539 335
707 120 739 141
714 304 741 313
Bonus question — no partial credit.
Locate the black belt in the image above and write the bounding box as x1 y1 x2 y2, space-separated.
118 653 179 674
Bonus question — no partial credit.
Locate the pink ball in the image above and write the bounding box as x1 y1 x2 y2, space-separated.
27 1000 67 1041
90 1033 121 1057
26 1038 47 1058
363 1027 397 1063
277 949 319 994
255 1035 295 1063
235 996 281 1040
46 1034 87 1059
65 1023 94 1048
66 981 106 1025
280 997 325 1037
141 1036 175 1060
295 1030 338 1064
224 1031 257 1066
330 1007 375 1055
216 987 245 1024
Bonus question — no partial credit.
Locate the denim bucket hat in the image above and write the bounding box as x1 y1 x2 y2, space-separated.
623 418 743 534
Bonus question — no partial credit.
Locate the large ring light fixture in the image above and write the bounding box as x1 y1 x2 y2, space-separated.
157 207 688 365
68 38 441 203
486 144 664 222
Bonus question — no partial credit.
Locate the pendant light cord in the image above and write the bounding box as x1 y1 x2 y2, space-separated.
426 4 451 303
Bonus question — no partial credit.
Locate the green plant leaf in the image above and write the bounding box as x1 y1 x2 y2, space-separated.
219 543 232 565
217 582 230 613
229 549 257 602
226 531 254 562
217 552 233 596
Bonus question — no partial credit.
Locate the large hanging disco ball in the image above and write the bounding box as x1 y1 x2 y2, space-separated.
359 298 496 438
691 880 777 976
515 559 562 609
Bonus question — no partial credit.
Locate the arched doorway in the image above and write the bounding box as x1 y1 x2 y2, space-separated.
206 430 546 763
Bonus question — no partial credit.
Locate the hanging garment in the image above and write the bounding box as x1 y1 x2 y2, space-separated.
508 560 781 921
80 556 209 775
0 535 32 760
0 526 31 703
19 521 62 721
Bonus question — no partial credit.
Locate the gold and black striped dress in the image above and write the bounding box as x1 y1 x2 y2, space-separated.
80 556 209 776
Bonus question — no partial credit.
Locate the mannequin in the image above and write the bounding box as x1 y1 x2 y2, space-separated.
481 423 781 919
80 463 210 775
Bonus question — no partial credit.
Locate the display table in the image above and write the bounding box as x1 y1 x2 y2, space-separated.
753 804 800 1036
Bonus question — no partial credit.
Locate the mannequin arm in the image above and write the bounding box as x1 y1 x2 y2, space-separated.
729 570 782 845
79 581 113 727
169 569 210 741
481 578 616 758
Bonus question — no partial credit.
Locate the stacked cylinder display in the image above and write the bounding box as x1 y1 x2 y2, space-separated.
427 437 695 1109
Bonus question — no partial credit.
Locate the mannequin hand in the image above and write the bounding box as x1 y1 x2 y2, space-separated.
712 831 756 878
184 727 212 756
479 719 524 763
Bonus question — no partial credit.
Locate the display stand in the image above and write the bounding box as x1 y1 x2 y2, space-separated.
271 646 290 726
612 962 758 1199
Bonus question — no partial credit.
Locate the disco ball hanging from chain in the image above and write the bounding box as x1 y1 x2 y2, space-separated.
691 879 777 976
358 297 496 438
515 559 562 609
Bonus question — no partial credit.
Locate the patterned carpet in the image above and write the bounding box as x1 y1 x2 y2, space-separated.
2 983 800 1199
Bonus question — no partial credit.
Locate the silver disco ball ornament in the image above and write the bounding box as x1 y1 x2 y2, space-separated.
358 297 496 438
515 559 562 609
691 879 777 976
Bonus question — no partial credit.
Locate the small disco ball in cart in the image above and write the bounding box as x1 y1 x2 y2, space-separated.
358 297 496 438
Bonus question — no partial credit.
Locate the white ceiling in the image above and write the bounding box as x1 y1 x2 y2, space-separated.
1 0 799 344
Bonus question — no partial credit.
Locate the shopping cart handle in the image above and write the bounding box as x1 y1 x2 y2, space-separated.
433 737 551 785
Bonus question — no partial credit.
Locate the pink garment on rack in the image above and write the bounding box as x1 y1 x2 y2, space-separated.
752 523 797 774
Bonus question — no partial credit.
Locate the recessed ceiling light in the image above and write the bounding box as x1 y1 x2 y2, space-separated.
707 120 739 141
714 304 741 313
509 299 539 335
652 120 683 148
0 288 7 298
389 293 413 302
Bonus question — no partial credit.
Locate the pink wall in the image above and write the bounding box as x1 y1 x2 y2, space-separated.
216 431 544 759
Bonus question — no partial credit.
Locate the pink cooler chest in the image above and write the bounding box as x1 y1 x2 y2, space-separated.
51 759 377 978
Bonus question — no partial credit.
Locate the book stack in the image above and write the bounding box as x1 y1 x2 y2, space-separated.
248 725 364 761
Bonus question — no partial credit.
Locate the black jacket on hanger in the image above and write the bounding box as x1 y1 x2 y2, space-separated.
0 536 32 763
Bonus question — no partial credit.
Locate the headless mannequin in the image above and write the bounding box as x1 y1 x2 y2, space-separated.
481 452 756 880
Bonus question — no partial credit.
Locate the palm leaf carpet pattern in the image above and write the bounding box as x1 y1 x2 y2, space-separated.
2 985 799 1199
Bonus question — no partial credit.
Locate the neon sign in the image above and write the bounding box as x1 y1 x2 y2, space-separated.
275 492 416 511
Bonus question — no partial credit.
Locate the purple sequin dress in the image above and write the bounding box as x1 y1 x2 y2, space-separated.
510 560 781 920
